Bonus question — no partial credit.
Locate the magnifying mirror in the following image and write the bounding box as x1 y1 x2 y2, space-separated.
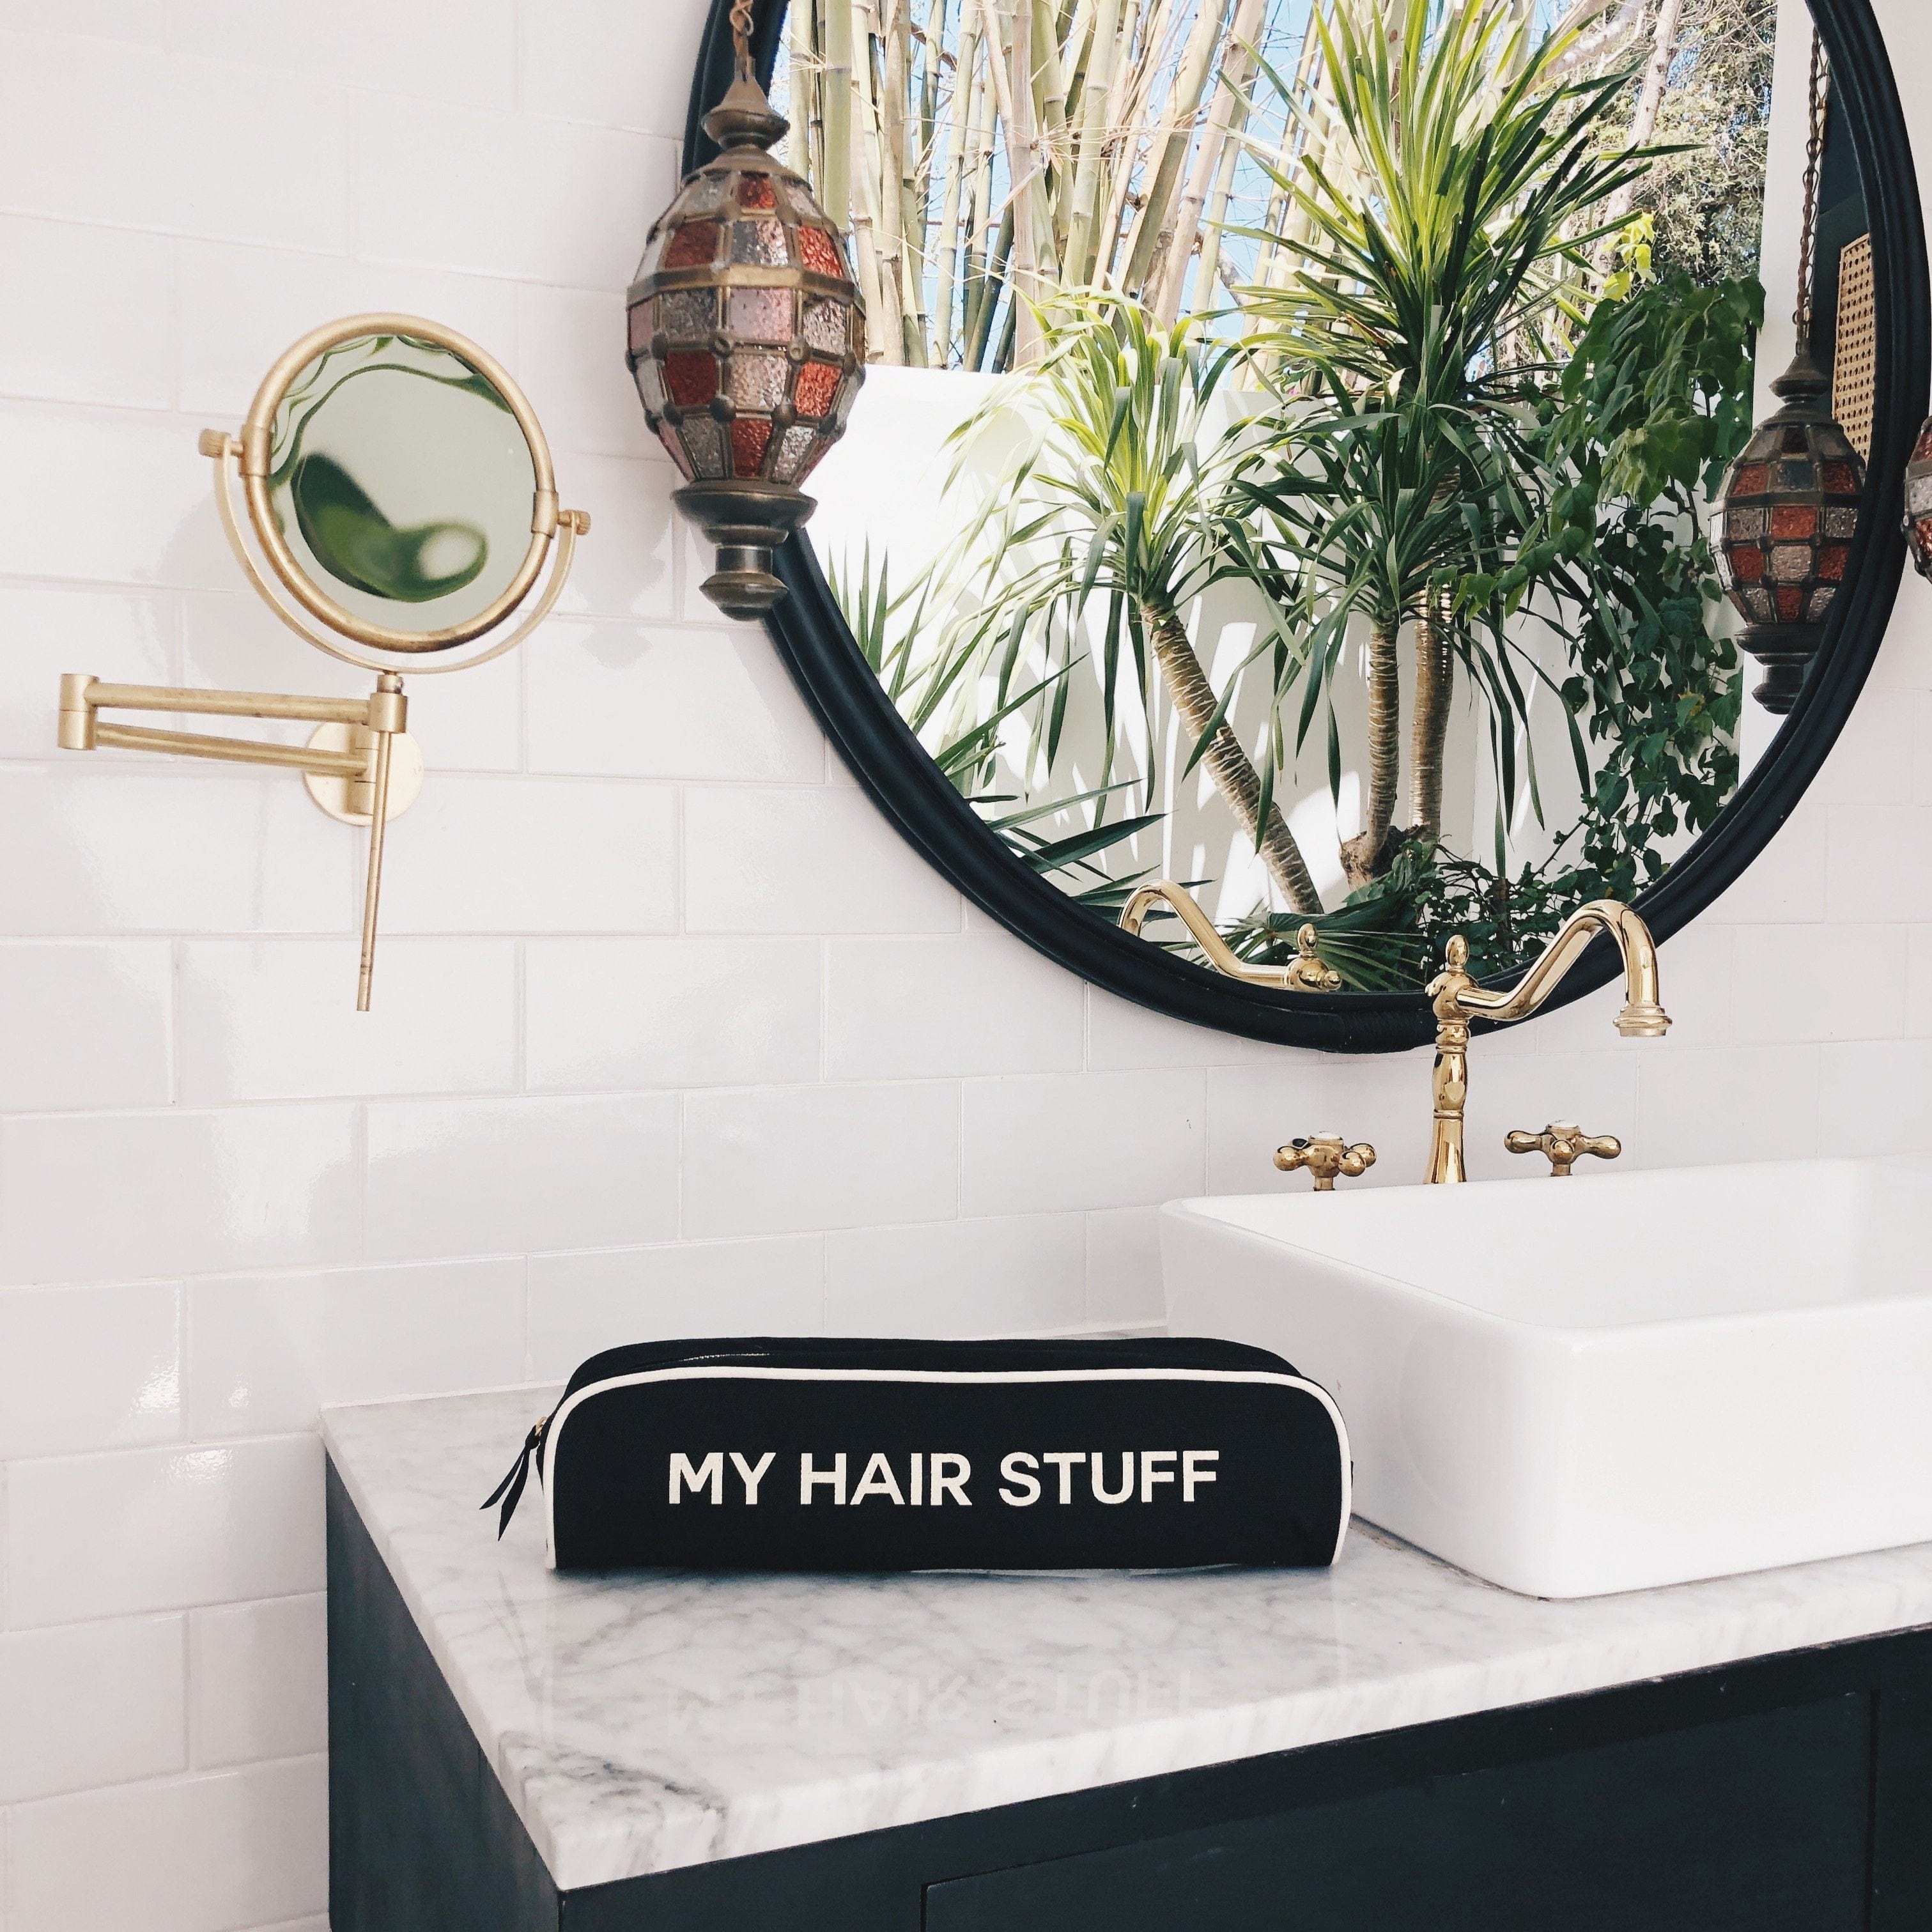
58 314 589 1009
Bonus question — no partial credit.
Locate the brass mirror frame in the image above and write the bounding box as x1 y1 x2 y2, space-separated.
218 311 582 668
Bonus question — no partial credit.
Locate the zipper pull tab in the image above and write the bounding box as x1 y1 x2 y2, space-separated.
481 1414 548 1540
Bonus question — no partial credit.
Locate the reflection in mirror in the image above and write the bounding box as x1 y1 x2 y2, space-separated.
268 331 539 635
778 0 1868 992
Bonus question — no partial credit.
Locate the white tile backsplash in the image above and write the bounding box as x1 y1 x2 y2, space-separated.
527 1237 826 1375
350 93 672 288
176 939 519 1102
172 0 516 105
364 1094 679 1260
188 1596 327 1772
0 585 174 759
0 1281 182 1459
1 2 1930 1924
683 1082 961 1236
0 404 232 588
525 936 822 1090
5 1435 324 1627
527 617 824 782
376 776 680 936
962 1070 1207 1216
0 1107 359 1287
186 1260 527 1437
824 1214 1086 1336
8 1756 327 1932
826 932 1086 1080
0 943 173 1111
0 215 175 409
0 768 353 937
0 34 348 251
0 1618 187 1804
684 785 964 934
515 0 706 138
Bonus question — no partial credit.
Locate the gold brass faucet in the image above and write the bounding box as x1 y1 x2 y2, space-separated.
1120 881 1343 991
1425 900 1669 1185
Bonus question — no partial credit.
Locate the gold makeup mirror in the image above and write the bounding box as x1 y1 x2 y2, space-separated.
58 314 589 1009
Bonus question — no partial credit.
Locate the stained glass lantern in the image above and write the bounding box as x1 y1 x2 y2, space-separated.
626 48 865 619
1904 417 1932 583
1712 31 1865 717
1713 344 1865 715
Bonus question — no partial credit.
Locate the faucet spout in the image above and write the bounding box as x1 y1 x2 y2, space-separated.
1422 900 1669 1184
1453 900 1670 1035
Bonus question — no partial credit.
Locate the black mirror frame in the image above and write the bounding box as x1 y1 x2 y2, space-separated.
686 0 1928 1053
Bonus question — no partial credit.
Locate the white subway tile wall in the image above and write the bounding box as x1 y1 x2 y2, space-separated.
0 0 1928 1924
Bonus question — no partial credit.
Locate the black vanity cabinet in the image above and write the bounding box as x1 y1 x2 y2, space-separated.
327 1460 1932 1932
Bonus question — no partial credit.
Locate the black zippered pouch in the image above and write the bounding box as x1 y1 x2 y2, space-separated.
486 1336 1350 1573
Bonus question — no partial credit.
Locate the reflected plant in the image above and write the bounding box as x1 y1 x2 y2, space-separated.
269 334 511 605
1233 0 1667 885
918 291 1324 913
830 543 1166 911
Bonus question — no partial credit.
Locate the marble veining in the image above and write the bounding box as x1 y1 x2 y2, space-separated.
323 1384 1932 1892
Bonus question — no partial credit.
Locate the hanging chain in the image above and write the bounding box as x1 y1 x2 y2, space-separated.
730 0 757 82
1795 30 1831 345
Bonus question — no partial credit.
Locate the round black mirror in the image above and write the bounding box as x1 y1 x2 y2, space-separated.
683 0 1927 1052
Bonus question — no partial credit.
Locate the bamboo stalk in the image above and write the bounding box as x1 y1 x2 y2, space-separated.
1122 0 1232 298
883 0 928 362
1150 0 1264 321
788 0 815 177
977 0 1044 360
1098 0 1174 287
1189 9 1255 318
961 33 1000 353
851 0 905 360
1062 0 1123 284
967 205 1015 368
934 11 980 362
822 0 854 236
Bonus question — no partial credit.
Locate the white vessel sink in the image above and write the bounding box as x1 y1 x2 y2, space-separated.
1161 1158 1932 1598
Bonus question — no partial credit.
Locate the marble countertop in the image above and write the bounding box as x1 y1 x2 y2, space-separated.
323 1384 1932 1893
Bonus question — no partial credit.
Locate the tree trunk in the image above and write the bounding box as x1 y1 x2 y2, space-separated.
1598 0 1684 254
1407 598 1454 851
1340 616 1400 890
1143 599 1322 915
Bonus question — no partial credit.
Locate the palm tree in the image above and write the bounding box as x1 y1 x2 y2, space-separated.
927 294 1324 913
1237 0 1660 879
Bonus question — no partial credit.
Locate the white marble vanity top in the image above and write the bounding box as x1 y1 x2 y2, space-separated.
322 1383 1932 1893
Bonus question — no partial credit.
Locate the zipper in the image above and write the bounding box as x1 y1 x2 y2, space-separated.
481 1410 548 1540
484 1336 1311 1538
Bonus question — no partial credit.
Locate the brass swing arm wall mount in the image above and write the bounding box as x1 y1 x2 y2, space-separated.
1122 884 1670 1186
58 672 419 1014
51 314 591 1013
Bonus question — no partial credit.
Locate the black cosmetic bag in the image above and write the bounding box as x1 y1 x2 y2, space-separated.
485 1336 1350 1572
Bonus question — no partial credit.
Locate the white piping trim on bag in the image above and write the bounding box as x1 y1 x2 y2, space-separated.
540 1365 1351 1571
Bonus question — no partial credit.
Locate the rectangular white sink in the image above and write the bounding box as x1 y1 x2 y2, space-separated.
1162 1158 1932 1598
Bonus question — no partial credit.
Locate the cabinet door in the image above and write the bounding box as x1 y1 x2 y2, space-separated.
925 1694 1871 1932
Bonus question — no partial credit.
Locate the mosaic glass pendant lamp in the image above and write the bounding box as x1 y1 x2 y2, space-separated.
1713 34 1866 715
1904 422 1932 584
626 0 865 618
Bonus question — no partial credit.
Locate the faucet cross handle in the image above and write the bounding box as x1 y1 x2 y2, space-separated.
1275 1132 1377 1191
1504 1122 1621 1178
